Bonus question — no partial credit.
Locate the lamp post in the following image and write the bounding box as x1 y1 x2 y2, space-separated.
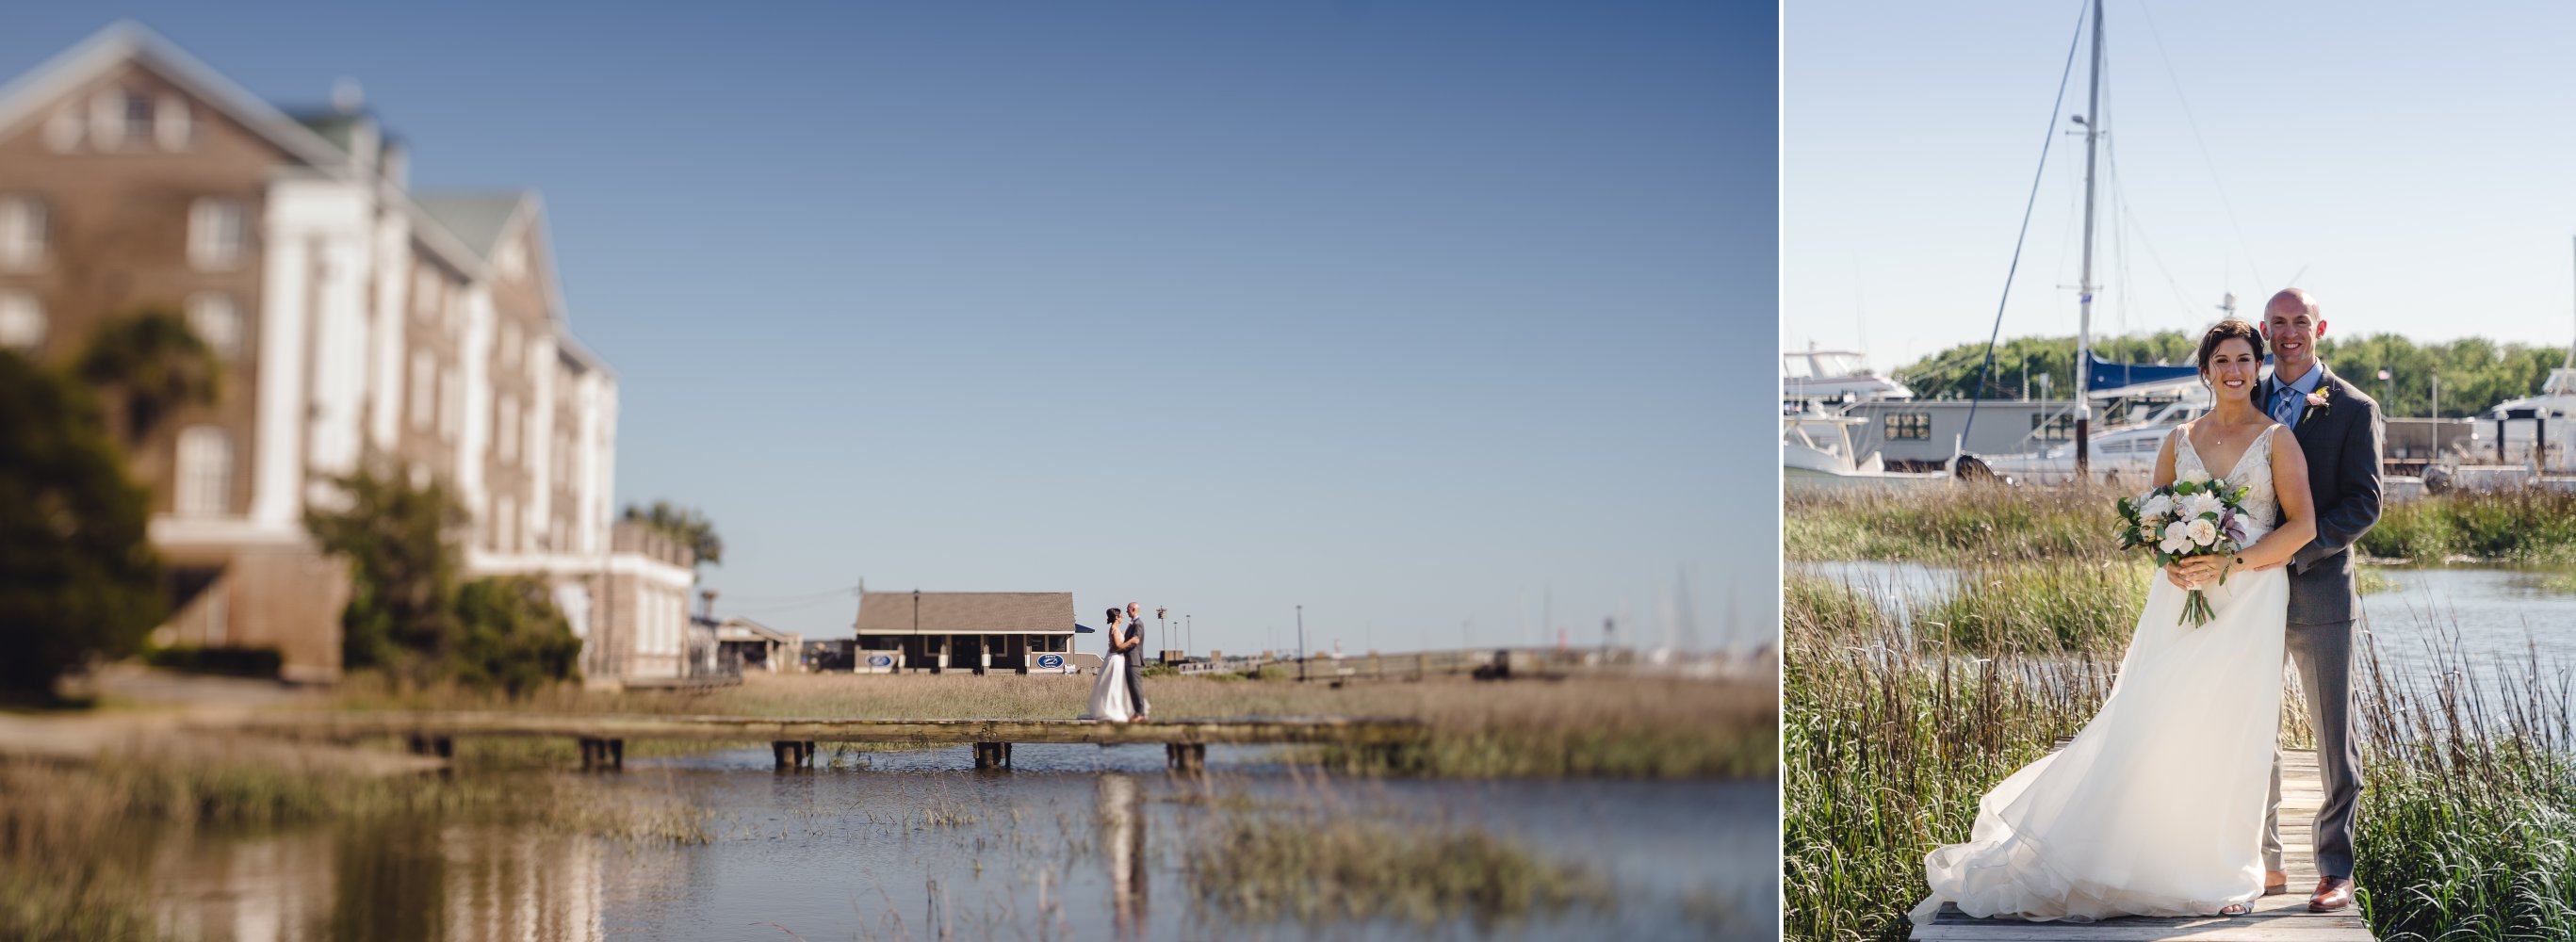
2379 367 2393 416
1296 605 1307 682
1156 606 1166 665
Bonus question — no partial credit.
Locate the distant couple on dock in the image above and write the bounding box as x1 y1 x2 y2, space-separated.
1916 289 2386 922
1084 602 1153 723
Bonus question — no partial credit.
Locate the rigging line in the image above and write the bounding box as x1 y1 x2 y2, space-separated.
2131 0 2265 290
2105 138 2203 326
1964 0 2091 448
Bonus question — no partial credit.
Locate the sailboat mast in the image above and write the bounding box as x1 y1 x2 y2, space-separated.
2075 0 2105 478
2568 235 2574 371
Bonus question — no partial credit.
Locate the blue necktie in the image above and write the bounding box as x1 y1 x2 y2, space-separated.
2274 384 2302 429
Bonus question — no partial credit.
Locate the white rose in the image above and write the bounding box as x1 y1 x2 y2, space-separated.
2186 518 2218 546
2140 493 2176 520
2160 520 2195 555
2180 468 2212 485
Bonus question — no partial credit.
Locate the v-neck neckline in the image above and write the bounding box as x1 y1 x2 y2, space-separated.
2184 417 2274 482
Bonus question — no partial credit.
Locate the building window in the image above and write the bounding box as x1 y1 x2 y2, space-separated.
175 426 234 516
0 291 42 349
497 393 519 463
154 94 192 150
121 93 155 146
188 199 247 270
186 293 243 358
439 365 461 440
409 350 436 430
1884 412 1932 441
497 236 527 281
0 196 47 270
2031 413 2076 443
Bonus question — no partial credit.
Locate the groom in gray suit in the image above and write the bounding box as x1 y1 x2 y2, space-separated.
2248 287 2383 913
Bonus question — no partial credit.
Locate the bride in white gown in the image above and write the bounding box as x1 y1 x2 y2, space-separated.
1084 607 1137 723
1916 320 2319 923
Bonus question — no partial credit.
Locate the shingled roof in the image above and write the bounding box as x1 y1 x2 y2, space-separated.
853 592 1075 635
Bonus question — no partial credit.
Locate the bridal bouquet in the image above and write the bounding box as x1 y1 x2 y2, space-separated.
2115 474 2253 627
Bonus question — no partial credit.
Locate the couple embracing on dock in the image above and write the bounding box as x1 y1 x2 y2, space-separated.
1083 602 1154 723
1916 289 2386 922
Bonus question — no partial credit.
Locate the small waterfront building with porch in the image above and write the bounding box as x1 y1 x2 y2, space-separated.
851 592 1076 674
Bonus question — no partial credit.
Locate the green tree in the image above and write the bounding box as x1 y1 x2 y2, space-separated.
449 576 581 696
621 500 721 568
304 461 465 681
0 351 166 702
1893 332 2571 418
74 308 221 451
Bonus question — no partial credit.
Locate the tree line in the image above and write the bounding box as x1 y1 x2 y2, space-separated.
1893 332 2569 418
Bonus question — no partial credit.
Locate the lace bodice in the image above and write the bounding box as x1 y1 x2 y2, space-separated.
2174 423 2279 544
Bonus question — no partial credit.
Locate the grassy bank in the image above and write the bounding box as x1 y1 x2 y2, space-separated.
1186 796 1614 929
1787 490 2576 941
332 671 1778 779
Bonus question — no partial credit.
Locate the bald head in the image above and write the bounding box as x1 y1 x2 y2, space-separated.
2259 287 2326 381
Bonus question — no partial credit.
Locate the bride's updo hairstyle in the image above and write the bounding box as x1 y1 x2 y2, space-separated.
2195 318 2267 379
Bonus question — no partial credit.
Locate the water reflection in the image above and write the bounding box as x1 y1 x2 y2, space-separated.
134 770 1769 941
1101 772 1149 938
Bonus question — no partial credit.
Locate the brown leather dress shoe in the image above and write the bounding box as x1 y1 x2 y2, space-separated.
2308 876 2355 912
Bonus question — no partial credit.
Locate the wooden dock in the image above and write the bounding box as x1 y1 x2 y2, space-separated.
219 711 1430 771
1912 749 2373 942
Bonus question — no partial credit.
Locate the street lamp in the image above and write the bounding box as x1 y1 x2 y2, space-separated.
1296 605 1307 682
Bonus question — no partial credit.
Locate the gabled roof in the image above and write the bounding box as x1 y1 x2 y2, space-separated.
854 593 1077 636
0 21 353 173
416 192 530 257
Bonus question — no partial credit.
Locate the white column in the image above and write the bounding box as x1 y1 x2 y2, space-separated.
527 334 557 552
367 212 410 451
247 189 313 529
456 284 493 523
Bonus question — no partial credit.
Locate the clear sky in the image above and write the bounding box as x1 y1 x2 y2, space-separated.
4 3 1775 656
1785 1 2576 377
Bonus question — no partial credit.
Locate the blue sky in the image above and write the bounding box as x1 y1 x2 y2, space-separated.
5 3 1776 656
1786 1 2576 375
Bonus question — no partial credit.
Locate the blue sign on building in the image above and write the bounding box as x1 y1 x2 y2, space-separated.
1035 653 1065 670
866 653 894 668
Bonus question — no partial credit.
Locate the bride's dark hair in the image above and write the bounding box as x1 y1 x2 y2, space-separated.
2195 318 2267 376
1105 607 1123 624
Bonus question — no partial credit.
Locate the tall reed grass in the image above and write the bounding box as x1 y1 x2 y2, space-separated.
1788 488 2576 942
2364 489 2576 563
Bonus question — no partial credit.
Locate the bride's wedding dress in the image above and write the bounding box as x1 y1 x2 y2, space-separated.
1083 649 1134 723
1916 425 2290 922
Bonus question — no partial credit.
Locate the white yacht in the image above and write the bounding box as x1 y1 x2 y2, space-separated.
1783 348 1913 404
1784 410 1946 493
2470 366 2576 470
1980 397 2211 487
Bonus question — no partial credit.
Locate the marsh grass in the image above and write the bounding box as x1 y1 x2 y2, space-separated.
1787 484 2121 564
2364 490 2576 564
2351 630 2576 940
1183 786 1612 929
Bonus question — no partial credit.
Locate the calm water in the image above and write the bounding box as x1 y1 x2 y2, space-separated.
142 745 1774 941
1796 560 2576 689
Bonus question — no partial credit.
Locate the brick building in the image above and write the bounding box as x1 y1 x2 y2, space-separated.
0 23 693 682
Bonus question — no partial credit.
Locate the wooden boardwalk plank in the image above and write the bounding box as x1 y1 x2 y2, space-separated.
215 711 1433 747
1910 748 2373 942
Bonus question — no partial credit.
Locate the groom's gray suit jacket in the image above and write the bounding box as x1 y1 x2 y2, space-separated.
2265 364 2385 625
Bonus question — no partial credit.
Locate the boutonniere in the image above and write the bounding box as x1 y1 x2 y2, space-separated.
2302 388 2332 422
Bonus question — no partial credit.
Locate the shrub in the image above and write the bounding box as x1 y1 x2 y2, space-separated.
449 576 581 696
